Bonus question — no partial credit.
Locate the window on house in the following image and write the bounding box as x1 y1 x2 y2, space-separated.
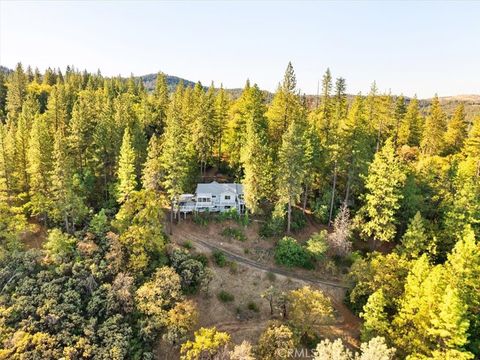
224 195 231 200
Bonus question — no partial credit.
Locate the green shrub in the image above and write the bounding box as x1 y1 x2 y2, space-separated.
306 231 329 261
212 250 227 267
217 208 249 226
247 301 259 312
193 211 210 226
182 240 193 249
259 216 284 238
194 253 209 266
274 236 313 269
221 227 247 242
229 261 238 274
290 208 307 232
218 290 234 302
169 249 208 293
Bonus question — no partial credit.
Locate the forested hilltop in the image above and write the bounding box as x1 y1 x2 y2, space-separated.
0 62 479 360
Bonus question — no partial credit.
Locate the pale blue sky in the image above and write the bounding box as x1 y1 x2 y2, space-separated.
1 1 479 98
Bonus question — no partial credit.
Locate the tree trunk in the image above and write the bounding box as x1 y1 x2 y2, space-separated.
328 161 337 226
64 213 70 234
170 200 174 235
344 157 355 205
287 199 292 234
218 135 222 168
302 184 308 214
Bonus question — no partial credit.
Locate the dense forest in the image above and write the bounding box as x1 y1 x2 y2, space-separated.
0 62 479 359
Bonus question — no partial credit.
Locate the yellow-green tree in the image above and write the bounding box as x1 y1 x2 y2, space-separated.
420 95 446 155
355 138 406 244
180 327 230 360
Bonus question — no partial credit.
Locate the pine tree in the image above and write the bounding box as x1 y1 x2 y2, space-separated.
445 226 480 355
360 289 389 341
0 175 26 258
6 63 27 121
151 72 169 134
339 95 375 206
15 95 38 195
69 90 98 172
444 103 468 154
420 95 446 155
214 85 229 166
114 93 147 179
398 212 431 259
276 118 306 233
142 135 163 192
428 286 471 356
191 82 216 176
27 115 54 222
266 62 303 148
45 83 68 131
317 68 334 145
302 122 322 213
464 115 480 159
0 123 13 194
393 96 406 146
117 127 137 203
392 255 440 356
241 84 272 213
333 77 348 127
356 138 406 244
398 97 422 147
51 128 88 232
224 81 250 174
160 83 196 232
0 71 7 120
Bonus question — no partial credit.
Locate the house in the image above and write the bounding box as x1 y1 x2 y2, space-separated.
177 181 245 215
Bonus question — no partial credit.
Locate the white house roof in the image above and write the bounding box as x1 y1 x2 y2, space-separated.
196 181 244 196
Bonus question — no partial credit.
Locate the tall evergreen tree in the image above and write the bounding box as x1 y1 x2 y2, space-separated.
51 128 88 232
117 127 137 204
27 116 54 222
333 77 348 127
224 81 251 174
191 83 216 176
142 134 163 192
160 83 196 232
241 84 273 213
464 115 480 160
339 95 374 205
14 95 38 195
444 103 468 154
398 97 422 147
214 85 229 166
276 118 306 233
6 63 27 121
0 71 7 120
420 95 446 155
398 212 431 259
266 62 303 148
393 95 406 146
355 138 406 244
45 83 68 131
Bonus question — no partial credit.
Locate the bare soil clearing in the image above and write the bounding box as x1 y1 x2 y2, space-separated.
165 219 361 358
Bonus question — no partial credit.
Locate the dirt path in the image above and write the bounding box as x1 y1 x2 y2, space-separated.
173 227 349 290
171 226 361 344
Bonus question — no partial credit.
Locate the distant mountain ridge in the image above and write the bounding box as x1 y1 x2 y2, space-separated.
138 72 196 92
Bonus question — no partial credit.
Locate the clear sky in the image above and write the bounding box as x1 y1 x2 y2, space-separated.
1 0 479 98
